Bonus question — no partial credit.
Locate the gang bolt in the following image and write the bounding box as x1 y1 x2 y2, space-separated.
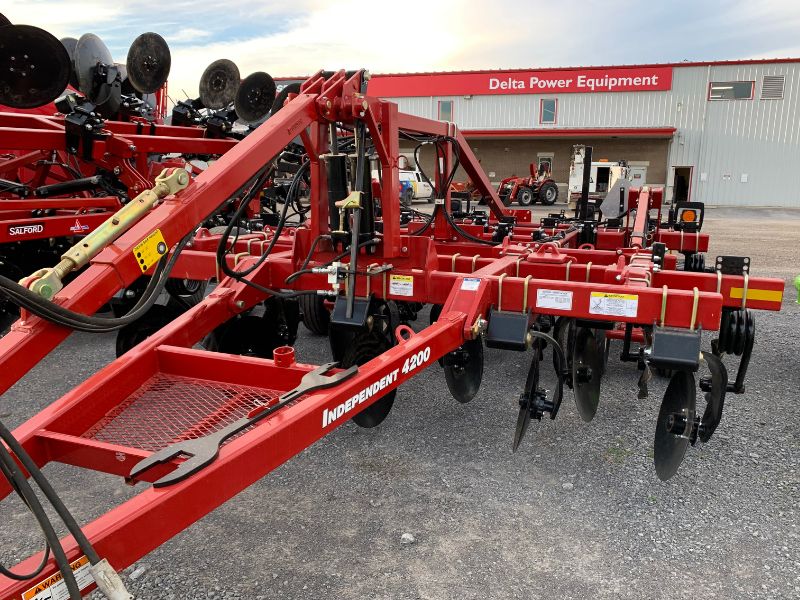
401 246 408 253
235 300 245 309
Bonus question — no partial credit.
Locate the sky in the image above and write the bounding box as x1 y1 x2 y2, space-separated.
4 0 800 102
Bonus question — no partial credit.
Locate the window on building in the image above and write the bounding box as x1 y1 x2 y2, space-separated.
761 75 785 100
708 81 754 100
438 100 453 121
540 99 557 124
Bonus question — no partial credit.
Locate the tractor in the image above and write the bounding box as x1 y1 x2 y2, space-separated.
497 162 559 206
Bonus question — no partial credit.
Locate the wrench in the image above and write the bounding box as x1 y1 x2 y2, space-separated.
129 362 357 487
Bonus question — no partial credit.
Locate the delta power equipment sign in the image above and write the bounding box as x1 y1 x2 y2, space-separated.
368 66 673 97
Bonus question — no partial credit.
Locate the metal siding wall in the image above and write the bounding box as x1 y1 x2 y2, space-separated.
386 62 800 206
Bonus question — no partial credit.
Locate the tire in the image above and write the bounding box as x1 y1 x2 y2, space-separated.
115 304 181 358
516 186 534 206
401 188 414 208
538 182 558 205
299 293 330 335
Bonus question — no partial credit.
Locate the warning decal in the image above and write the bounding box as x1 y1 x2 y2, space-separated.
589 292 638 318
23 555 94 600
536 289 573 311
389 274 414 297
460 277 481 291
132 229 168 273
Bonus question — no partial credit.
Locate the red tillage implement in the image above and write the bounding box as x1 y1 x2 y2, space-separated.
0 70 783 598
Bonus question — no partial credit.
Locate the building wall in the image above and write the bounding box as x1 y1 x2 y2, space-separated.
387 62 800 207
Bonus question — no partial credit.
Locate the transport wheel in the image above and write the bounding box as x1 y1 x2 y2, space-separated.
115 304 181 357
401 188 414 208
210 314 282 358
165 278 207 307
299 293 330 335
516 186 534 206
539 182 558 205
341 332 397 428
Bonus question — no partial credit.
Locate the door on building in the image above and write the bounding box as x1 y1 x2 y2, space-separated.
536 154 554 176
595 165 611 193
672 166 692 202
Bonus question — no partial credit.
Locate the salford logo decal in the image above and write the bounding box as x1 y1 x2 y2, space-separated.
8 223 44 236
69 219 90 233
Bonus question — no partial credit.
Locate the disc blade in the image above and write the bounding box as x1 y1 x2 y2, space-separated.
270 82 301 116
512 401 531 452
698 353 727 443
0 14 11 27
74 33 113 100
235 71 276 124
127 32 171 94
199 59 239 109
341 332 396 428
572 327 602 422
443 336 484 403
0 25 71 108
654 370 696 481
60 37 79 88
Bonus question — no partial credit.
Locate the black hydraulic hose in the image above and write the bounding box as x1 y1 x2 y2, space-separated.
0 436 81 598
284 238 379 285
0 419 100 565
0 232 191 332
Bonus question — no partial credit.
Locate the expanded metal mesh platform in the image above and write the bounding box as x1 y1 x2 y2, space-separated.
82 374 280 452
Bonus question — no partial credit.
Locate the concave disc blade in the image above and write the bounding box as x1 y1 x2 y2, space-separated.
572 327 602 422
199 59 239 109
0 25 71 109
127 32 171 94
60 37 79 88
654 370 696 481
443 336 484 403
270 82 301 116
74 33 113 101
235 71 276 123
698 353 727 443
513 340 541 451
342 332 396 428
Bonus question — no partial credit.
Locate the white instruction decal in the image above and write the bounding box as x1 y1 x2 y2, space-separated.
536 289 573 311
389 274 414 297
589 292 639 318
460 277 481 291
23 556 94 600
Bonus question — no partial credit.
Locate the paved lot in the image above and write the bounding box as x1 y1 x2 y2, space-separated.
1 206 798 599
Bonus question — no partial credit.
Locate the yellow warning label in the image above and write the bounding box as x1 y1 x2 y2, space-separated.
589 291 639 318
23 555 94 599
132 229 168 273
389 274 414 297
729 287 783 303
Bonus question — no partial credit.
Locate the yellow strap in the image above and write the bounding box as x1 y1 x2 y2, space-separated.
565 261 571 281
498 273 507 311
522 275 532 310
472 254 481 271
690 287 699 331
516 257 524 278
741 272 749 309
660 285 668 327
451 253 461 272
585 262 592 283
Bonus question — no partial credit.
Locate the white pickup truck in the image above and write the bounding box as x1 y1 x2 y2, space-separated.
399 170 434 206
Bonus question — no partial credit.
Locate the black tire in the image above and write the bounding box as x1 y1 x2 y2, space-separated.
401 188 414 208
538 182 558 205
299 293 330 335
165 278 207 307
115 304 181 357
341 332 397 428
516 186 535 206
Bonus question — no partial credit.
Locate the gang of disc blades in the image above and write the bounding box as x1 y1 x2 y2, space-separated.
654 369 696 481
235 71 277 123
127 32 171 94
199 59 240 109
0 24 71 108
74 33 114 102
443 336 484 403
572 327 603 422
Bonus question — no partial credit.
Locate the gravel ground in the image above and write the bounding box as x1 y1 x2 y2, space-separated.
1 206 798 599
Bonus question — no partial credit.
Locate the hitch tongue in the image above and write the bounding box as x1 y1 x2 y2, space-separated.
23 168 190 300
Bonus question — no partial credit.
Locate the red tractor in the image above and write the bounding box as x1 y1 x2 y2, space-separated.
497 162 559 206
